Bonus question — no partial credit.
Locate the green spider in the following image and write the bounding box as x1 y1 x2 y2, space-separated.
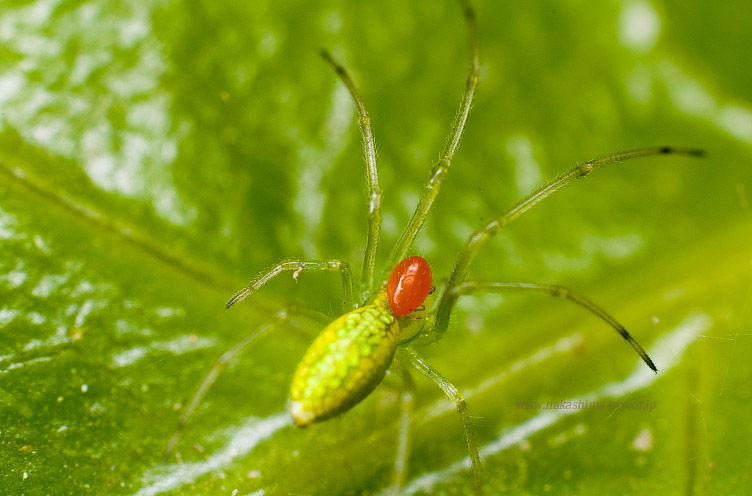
165 1 702 493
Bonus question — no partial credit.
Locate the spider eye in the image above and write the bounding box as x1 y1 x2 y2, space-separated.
386 256 432 317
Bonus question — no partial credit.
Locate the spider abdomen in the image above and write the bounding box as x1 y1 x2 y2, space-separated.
290 299 400 426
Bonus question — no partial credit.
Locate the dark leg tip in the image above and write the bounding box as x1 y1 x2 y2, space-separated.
659 146 705 158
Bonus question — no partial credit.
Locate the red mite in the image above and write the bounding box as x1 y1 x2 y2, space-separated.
387 255 432 316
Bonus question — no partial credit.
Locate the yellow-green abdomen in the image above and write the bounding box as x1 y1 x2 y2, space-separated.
290 301 400 426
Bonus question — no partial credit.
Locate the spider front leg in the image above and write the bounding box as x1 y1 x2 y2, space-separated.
320 51 381 301
163 304 332 461
398 346 482 496
226 258 354 312
450 280 657 371
432 147 704 343
385 0 480 272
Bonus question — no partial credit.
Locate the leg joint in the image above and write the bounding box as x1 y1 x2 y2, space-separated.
549 284 570 299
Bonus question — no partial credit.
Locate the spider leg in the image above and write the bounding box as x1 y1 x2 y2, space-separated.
320 51 381 299
398 346 482 496
383 360 416 495
433 147 704 341
450 280 657 372
226 258 354 312
163 304 331 462
386 0 480 271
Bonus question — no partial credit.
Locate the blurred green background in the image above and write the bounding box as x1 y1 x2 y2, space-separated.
0 0 750 494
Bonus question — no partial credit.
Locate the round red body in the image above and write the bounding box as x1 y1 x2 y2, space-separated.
386 256 432 317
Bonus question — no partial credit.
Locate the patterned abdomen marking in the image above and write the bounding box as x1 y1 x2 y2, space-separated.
290 299 400 426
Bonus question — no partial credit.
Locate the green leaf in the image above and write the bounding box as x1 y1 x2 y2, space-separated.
1 0 750 494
